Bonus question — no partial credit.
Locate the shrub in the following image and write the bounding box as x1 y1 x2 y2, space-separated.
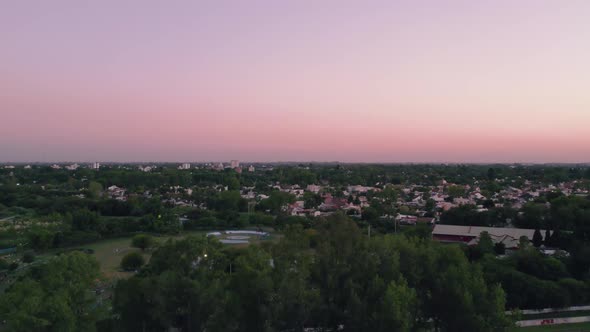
121 252 145 271
22 252 35 263
131 234 155 251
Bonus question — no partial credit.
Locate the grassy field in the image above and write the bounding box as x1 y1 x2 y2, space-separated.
511 322 590 331
64 229 278 279
2 228 279 292
83 231 209 279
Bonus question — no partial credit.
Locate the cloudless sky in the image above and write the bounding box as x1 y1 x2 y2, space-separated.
1 0 589 163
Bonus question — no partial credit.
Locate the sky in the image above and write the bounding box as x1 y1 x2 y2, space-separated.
1 0 590 163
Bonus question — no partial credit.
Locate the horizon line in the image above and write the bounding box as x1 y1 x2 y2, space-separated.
2 161 590 166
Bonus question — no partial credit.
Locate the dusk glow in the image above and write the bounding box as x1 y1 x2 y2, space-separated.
1 1 590 162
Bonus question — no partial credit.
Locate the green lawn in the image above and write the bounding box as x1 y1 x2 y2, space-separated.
84 236 146 279
85 231 208 279
65 229 277 278
4 228 278 288
511 321 590 331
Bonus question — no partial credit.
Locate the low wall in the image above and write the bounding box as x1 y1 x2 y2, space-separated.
511 305 590 315
225 230 268 236
516 316 590 327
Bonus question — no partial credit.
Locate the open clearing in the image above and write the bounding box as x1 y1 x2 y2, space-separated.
68 229 277 279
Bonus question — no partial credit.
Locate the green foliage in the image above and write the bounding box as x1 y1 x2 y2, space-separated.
22 251 35 263
112 215 513 332
494 242 506 255
120 252 145 271
378 278 417 332
532 229 543 247
131 234 155 251
258 191 296 214
27 226 56 250
0 252 101 332
87 181 103 199
447 185 466 198
69 209 101 232
402 223 433 240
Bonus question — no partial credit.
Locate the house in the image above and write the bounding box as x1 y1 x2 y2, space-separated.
347 185 373 193
319 194 348 211
396 214 418 225
65 163 79 170
107 185 127 201
432 224 549 250
307 185 322 193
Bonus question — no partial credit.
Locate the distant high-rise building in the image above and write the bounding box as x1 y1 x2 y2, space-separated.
248 165 255 172
90 162 100 170
179 163 191 170
231 160 240 168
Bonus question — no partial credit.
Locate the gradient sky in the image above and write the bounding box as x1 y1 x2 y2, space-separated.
1 0 590 163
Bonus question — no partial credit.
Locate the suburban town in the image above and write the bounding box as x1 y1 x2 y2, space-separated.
1 162 590 331
3 1 590 331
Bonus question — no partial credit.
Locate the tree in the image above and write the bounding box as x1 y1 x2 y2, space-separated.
70 209 101 232
477 231 495 256
487 167 496 180
362 206 379 222
131 234 155 251
0 252 101 332
429 246 512 331
548 228 561 248
27 227 55 250
23 251 35 263
121 252 145 271
303 192 322 209
447 185 466 198
494 242 506 255
532 229 543 247
87 181 103 199
519 236 530 250
259 191 295 214
377 278 417 332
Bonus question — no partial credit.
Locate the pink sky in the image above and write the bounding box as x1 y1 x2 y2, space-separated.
1 0 589 162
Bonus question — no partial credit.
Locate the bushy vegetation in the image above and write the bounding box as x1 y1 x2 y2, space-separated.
120 252 145 271
1 164 589 331
112 215 512 332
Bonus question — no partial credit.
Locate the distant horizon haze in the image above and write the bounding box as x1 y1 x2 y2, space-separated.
1 1 590 163
2 160 590 165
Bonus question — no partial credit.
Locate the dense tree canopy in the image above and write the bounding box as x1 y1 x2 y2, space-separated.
111 215 513 332
0 252 102 332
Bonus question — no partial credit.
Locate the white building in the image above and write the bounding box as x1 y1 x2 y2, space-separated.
139 165 154 172
90 162 100 170
65 163 79 171
178 163 191 170
231 160 240 168
248 165 255 172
